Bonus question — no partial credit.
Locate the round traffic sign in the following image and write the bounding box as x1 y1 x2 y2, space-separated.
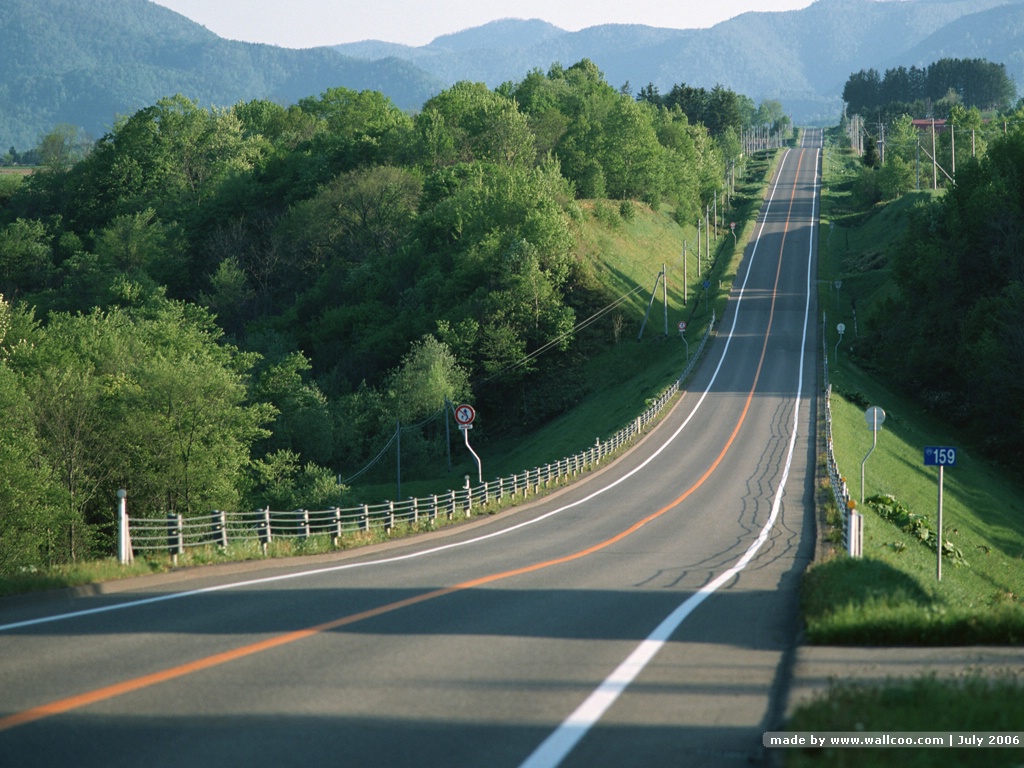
454 403 476 426
678 321 687 332
837 323 846 335
864 406 885 430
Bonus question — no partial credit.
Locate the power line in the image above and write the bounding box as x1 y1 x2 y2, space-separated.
341 284 645 485
474 284 645 386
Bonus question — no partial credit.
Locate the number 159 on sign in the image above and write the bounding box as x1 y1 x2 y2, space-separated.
924 446 957 467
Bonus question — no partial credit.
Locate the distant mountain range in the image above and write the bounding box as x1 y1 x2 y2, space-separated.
3 0 1024 149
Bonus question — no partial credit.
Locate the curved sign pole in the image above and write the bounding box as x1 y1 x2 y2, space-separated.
861 405 885 504
454 404 482 484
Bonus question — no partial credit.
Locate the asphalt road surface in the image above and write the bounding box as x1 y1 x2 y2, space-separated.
0 131 822 768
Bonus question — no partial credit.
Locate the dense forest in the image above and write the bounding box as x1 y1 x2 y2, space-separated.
0 60 778 573
856 127 1024 462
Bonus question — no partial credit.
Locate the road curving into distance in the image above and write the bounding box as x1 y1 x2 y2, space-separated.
0 130 823 768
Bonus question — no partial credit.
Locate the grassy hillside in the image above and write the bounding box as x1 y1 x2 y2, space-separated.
0 146 776 596
808 133 1024 645
782 127 1024 763
355 151 775 502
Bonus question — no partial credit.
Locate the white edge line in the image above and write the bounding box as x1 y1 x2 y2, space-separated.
517 144 820 768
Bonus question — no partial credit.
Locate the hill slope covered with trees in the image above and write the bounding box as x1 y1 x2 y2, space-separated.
0 60 774 574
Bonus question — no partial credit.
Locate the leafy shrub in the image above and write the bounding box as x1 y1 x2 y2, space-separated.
866 494 968 566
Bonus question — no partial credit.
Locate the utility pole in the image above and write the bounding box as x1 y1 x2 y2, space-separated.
697 218 702 275
682 240 688 305
705 205 710 268
951 123 955 180
916 140 921 190
662 262 668 336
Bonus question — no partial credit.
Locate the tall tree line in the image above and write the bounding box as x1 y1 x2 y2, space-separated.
843 58 1016 117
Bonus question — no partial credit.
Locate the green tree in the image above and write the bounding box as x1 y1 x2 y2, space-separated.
755 100 787 132
510 60 619 199
0 218 54 296
387 335 471 423
253 351 334 465
298 87 413 171
863 136 881 168
651 106 700 220
37 124 88 174
0 297 70 573
281 164 423 273
885 114 920 166
92 208 185 289
843 68 882 114
6 293 274 532
49 95 262 241
867 127 1024 459
248 449 346 511
600 97 663 203
418 82 535 168
877 156 916 199
484 239 575 357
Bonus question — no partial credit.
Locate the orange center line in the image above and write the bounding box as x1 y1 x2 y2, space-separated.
0 151 810 734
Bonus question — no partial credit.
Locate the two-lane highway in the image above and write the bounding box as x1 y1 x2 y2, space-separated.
0 130 822 767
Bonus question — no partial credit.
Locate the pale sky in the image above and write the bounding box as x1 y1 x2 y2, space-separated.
151 0 817 48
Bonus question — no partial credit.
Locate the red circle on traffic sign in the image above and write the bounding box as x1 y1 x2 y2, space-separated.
454 404 476 425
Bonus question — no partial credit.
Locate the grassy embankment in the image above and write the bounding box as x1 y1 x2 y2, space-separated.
785 130 1024 761
806 134 1024 644
0 150 780 594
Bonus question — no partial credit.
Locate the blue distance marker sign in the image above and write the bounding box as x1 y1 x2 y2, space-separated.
924 445 957 582
924 446 957 467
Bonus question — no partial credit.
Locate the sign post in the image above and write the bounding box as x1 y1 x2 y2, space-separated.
678 321 688 363
454 404 482 484
861 406 885 505
924 446 957 581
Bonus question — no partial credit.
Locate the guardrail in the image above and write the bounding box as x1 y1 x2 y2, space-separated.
821 311 861 557
123 316 715 562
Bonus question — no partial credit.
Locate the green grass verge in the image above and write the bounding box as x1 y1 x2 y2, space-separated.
804 367 1024 644
784 673 1024 767
783 128 1024 754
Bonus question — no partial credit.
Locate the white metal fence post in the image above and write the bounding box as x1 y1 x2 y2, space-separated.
117 489 133 565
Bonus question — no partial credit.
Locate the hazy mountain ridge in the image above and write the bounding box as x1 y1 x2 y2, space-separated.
3 0 1023 148
0 0 444 147
333 0 1021 122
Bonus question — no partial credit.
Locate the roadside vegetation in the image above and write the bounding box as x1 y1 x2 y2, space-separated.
787 114 1024 759
0 64 787 592
807 123 1024 645
0 147 779 598
785 672 1023 768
